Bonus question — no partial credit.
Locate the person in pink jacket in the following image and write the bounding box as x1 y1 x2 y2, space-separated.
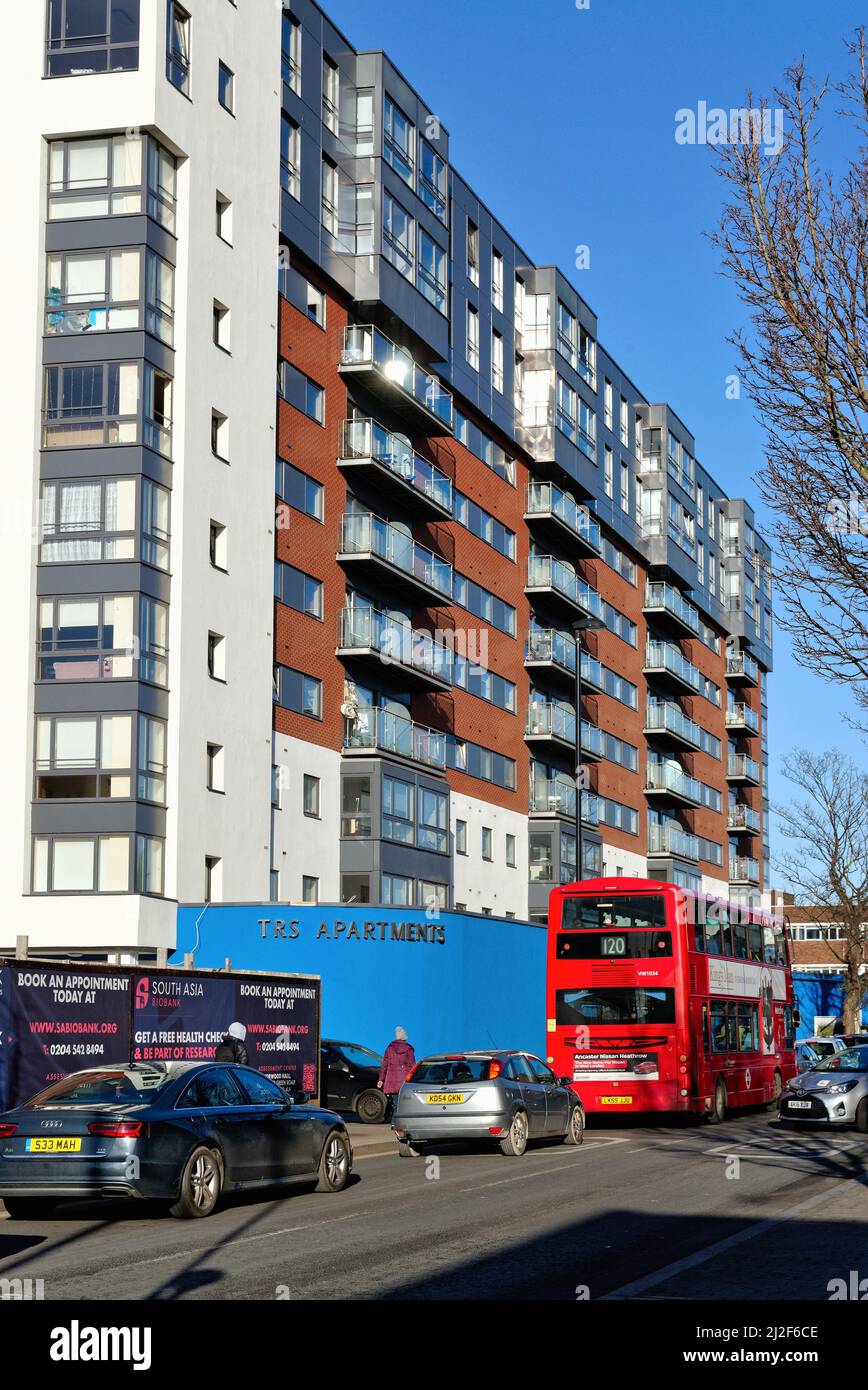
377 1027 416 1116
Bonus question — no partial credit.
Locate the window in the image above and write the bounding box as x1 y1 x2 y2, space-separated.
205 855 222 904
45 247 173 344
620 397 629 447
341 775 370 837
321 156 339 236
137 715 166 803
43 361 135 450
274 664 322 719
342 873 370 903
455 819 467 854
418 787 448 853
556 377 576 438
384 95 413 183
206 743 224 792
303 773 320 817
207 631 226 681
211 410 229 460
281 10 301 92
419 140 447 222
279 261 326 326
466 304 479 370
454 491 515 559
165 2 189 90
492 330 504 393
32 833 162 894
467 220 479 285
47 0 140 77
506 833 516 868
417 229 447 312
35 713 132 801
275 458 323 521
382 873 413 906
620 460 629 512
482 826 493 861
418 880 448 910
453 572 515 634
557 301 577 366
604 445 613 498
209 520 227 570
218 61 234 113
278 360 324 424
604 380 613 429
47 132 175 229
447 736 516 790
322 55 339 133
280 115 301 200
40 476 169 570
302 876 319 904
274 561 323 619
383 776 414 843
269 869 280 900
38 594 167 686
216 192 233 243
213 300 231 352
383 191 413 279
492 249 504 311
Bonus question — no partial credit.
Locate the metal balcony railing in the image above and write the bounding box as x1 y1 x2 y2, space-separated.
340 419 452 513
342 706 446 769
647 823 699 859
524 628 576 673
340 324 453 430
527 556 603 622
525 482 601 552
337 607 453 685
727 805 762 833
645 763 703 804
643 581 700 634
726 651 760 682
727 754 760 781
529 782 599 823
338 513 452 598
725 702 760 733
644 701 702 748
730 856 760 883
644 640 702 692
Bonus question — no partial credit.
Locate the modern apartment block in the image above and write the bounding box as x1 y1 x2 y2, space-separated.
0 0 773 956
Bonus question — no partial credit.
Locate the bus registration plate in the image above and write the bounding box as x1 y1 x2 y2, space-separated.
599 1096 633 1106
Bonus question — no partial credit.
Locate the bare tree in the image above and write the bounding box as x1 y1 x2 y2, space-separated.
775 749 868 1032
710 31 868 710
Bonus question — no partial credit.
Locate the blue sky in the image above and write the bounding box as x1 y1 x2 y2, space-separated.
323 0 866 870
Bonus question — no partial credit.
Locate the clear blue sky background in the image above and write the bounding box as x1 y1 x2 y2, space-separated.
324 0 866 876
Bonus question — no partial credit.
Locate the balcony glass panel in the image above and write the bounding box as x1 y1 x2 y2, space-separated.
648 823 699 859
340 325 453 430
644 581 699 633
524 629 576 673
644 641 701 691
343 706 446 769
525 482 601 550
338 607 453 684
339 514 452 598
340 419 451 512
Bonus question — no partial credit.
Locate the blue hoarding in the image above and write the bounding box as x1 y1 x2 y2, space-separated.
175 905 547 1062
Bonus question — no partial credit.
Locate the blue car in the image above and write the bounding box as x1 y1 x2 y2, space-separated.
0 1061 352 1220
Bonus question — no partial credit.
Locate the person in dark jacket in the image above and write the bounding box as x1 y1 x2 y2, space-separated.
377 1027 416 1116
215 1021 249 1065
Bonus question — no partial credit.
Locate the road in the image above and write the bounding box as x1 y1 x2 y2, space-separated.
2 1112 868 1300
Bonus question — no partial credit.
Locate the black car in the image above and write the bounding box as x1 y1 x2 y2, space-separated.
0 1061 352 1220
321 1040 387 1122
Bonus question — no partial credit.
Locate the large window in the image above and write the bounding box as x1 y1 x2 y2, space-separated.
274 560 323 619
38 594 168 686
555 988 676 1026
46 0 140 77
341 775 371 837
43 361 172 457
383 192 413 280
45 247 174 344
281 10 301 92
32 833 163 894
417 229 446 312
40 476 169 570
383 776 414 844
418 787 448 853
280 115 301 200
384 94 413 183
275 457 323 521
278 360 324 424
34 711 165 805
48 133 176 231
273 664 322 718
418 140 447 222
166 2 190 93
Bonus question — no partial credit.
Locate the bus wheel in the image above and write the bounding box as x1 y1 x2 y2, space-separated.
707 1079 727 1124
766 1071 783 1112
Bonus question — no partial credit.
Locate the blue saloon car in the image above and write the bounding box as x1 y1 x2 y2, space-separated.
0 1061 352 1219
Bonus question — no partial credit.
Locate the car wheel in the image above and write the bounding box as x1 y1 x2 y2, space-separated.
2 1197 58 1220
316 1130 351 1192
355 1088 388 1124
563 1103 585 1145
169 1145 222 1219
396 1136 420 1157
499 1110 529 1156
856 1098 868 1134
707 1079 727 1124
765 1071 783 1112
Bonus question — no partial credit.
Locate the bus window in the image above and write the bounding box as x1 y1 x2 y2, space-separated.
747 923 763 962
775 926 787 967
561 894 668 931
555 987 675 1026
737 1003 758 1051
784 1005 795 1049
693 918 705 952
721 913 734 955
705 918 722 954
702 1001 709 1055
726 1004 739 1051
733 920 749 960
710 1000 728 1052
762 926 776 964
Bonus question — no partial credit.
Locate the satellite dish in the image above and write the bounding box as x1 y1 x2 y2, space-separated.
341 701 359 720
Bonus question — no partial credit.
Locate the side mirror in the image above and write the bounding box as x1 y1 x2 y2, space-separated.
793 1010 802 1028
559 1076 573 1087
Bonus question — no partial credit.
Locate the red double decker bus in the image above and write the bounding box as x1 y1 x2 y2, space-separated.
546 876 797 1120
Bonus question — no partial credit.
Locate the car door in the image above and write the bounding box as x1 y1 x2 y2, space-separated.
509 1054 547 1135
235 1067 319 1179
177 1067 258 1186
528 1055 569 1134
321 1044 351 1111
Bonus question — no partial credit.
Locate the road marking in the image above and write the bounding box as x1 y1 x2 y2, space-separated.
118 1211 364 1269
459 1138 631 1191
704 1136 860 1156
602 1173 868 1299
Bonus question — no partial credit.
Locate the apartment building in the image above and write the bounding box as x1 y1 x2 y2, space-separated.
0 0 773 956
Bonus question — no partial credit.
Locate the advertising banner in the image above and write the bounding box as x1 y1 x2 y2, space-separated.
0 963 131 1112
572 1050 660 1082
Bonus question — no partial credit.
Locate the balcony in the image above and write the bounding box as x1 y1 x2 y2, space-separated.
524 482 601 557
338 419 452 521
529 781 598 824
524 628 576 683
643 701 703 751
643 640 702 694
727 805 762 835
342 706 446 771
647 823 699 860
524 705 604 760
336 607 453 693
725 702 760 735
726 651 759 685
526 556 605 628
338 513 452 606
339 325 454 435
730 856 760 885
645 763 704 807
727 754 760 784
643 581 700 637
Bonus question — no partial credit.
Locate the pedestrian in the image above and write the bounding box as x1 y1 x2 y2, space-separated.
378 1026 416 1118
215 1021 249 1065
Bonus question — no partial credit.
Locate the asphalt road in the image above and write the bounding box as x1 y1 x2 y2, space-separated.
2 1112 868 1300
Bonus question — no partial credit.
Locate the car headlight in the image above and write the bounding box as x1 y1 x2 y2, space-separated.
826 1081 859 1095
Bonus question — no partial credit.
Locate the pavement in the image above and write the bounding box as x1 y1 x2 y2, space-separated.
2 1111 868 1299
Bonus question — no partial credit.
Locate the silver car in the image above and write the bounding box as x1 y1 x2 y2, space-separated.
779 1045 868 1130
391 1050 585 1157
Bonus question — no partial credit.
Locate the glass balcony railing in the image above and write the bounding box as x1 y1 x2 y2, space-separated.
728 754 760 781
530 781 598 823
730 856 760 883
527 556 603 622
339 513 453 598
644 640 702 691
645 763 702 804
644 701 702 748
525 483 601 551
337 607 453 685
643 581 700 634
342 705 446 769
340 419 452 513
728 805 762 833
725 703 760 733
648 823 699 859
526 702 576 744
524 629 577 673
340 324 454 431
726 651 760 683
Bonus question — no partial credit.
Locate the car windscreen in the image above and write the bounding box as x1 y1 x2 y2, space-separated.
25 1068 173 1106
337 1044 382 1068
412 1059 497 1084
813 1046 868 1073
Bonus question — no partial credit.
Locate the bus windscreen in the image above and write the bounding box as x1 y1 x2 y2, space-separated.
561 894 669 932
556 987 676 1026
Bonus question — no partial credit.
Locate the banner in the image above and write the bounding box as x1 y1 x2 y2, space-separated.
130 970 320 1098
0 963 131 1112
